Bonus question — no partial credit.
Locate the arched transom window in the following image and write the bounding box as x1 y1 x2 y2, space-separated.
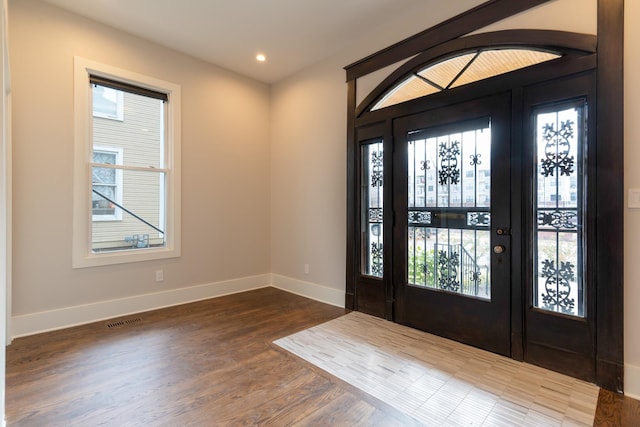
372 48 561 110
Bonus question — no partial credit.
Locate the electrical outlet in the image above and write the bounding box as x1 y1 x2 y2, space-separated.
155 270 164 282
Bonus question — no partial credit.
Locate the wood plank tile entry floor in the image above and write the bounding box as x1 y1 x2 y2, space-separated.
275 311 599 426
5 287 640 426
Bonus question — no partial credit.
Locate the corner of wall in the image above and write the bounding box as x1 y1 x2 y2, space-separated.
271 273 345 308
625 363 640 400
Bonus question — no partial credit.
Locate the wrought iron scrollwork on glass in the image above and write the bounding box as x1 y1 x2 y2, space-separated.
362 141 384 278
408 210 432 225
541 120 575 177
540 259 576 313
467 212 490 227
534 104 584 317
469 270 482 285
438 140 461 185
537 209 577 230
420 261 430 275
368 208 383 223
371 242 383 276
371 172 383 187
370 151 383 187
469 154 482 166
371 150 383 167
437 250 460 292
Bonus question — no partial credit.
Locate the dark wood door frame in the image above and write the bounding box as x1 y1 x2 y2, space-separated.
345 0 624 392
595 0 624 393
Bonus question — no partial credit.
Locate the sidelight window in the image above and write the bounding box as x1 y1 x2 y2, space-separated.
533 101 586 317
361 140 384 277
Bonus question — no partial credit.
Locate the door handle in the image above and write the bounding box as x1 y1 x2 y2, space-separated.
493 245 506 254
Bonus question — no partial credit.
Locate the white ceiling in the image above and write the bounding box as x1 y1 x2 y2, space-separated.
40 0 427 84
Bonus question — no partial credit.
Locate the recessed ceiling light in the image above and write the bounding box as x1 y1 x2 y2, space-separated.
256 54 266 62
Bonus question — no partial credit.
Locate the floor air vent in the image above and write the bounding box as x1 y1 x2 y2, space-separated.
106 318 142 329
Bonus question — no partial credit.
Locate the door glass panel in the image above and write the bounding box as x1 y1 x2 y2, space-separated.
534 103 585 317
407 120 491 299
362 140 384 277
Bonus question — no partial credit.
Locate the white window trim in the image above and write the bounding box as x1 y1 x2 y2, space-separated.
92 146 123 222
73 57 181 268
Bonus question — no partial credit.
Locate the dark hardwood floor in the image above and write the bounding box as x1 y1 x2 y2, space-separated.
5 287 639 426
594 389 640 427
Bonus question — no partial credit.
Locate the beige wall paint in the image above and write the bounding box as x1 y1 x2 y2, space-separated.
270 60 347 287
270 0 486 292
624 0 640 397
472 0 596 35
9 0 271 315
1 0 8 417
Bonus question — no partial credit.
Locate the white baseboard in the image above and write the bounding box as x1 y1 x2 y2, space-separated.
625 362 640 399
271 273 345 308
11 274 271 338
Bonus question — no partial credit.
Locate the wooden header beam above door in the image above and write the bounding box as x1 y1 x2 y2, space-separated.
344 0 554 81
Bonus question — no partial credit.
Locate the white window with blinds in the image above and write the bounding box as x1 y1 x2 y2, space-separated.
72 57 181 268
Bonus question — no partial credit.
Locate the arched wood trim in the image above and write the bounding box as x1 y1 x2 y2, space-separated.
356 30 597 118
345 0 555 81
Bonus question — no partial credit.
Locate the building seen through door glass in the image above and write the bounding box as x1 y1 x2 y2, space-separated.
407 123 491 300
534 102 586 317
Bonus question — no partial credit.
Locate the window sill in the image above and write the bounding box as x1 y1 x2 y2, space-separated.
72 245 180 269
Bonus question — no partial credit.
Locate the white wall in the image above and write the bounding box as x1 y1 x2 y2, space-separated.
9 0 271 335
